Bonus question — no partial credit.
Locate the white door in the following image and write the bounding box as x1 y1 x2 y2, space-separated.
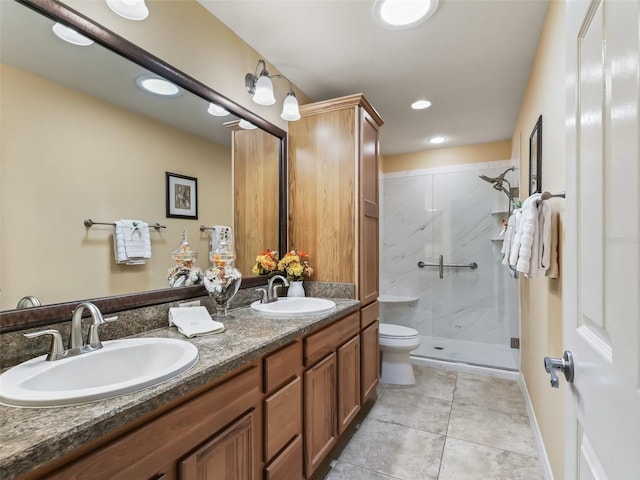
562 0 640 478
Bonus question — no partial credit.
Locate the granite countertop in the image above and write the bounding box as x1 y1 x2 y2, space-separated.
0 298 360 479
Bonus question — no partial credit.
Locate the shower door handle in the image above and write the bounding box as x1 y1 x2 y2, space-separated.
438 254 444 279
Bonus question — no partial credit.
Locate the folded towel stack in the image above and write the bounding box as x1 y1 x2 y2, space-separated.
113 220 151 265
168 306 225 338
501 193 559 278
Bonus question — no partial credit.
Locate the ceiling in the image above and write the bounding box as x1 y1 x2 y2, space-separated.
198 0 549 156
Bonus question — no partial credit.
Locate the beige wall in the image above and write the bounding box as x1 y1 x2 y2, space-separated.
63 0 311 128
382 140 511 173
0 64 231 309
512 1 566 478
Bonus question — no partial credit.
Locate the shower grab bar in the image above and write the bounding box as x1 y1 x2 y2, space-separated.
418 255 478 279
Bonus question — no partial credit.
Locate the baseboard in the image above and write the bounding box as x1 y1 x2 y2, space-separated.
519 374 554 480
410 356 520 381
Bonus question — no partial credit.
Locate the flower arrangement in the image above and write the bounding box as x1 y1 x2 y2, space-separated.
251 249 279 275
277 249 313 281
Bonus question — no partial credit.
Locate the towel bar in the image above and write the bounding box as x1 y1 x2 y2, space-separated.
84 219 166 231
541 191 565 200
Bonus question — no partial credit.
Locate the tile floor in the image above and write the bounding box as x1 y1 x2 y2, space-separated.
323 365 545 480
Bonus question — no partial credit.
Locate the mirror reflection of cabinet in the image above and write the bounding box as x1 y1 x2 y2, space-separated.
228 123 281 276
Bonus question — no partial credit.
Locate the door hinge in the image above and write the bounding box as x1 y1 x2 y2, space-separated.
510 337 520 349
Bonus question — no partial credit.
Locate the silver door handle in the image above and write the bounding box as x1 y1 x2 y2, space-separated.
543 351 574 388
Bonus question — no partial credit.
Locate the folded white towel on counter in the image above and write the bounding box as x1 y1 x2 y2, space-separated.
113 220 151 265
168 306 224 338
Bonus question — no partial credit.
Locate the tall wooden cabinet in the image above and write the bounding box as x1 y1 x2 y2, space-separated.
289 94 383 306
289 94 383 417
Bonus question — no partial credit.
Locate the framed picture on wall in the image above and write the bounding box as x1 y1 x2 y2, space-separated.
529 115 542 196
166 172 198 219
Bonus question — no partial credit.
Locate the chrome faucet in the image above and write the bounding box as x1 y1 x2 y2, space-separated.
16 295 42 309
23 302 114 361
258 275 290 304
70 302 106 350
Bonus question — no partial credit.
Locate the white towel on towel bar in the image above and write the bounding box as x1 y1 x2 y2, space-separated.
113 220 151 265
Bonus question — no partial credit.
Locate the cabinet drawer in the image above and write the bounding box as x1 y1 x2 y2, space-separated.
264 376 302 462
360 301 379 329
264 435 303 480
304 312 359 367
263 340 302 393
45 366 260 480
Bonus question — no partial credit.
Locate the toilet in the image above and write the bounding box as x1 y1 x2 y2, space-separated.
379 323 421 385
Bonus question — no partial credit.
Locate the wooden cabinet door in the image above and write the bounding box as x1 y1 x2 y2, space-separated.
264 376 302 462
264 435 303 480
337 335 361 435
304 353 337 477
361 320 379 403
179 411 256 480
359 109 380 306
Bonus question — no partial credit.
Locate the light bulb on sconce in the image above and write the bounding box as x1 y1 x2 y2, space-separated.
238 119 257 130
245 59 301 121
106 0 149 20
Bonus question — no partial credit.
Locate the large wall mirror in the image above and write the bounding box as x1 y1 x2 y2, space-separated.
0 0 287 331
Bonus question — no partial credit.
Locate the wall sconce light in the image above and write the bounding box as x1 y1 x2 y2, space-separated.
106 0 149 21
245 59 301 121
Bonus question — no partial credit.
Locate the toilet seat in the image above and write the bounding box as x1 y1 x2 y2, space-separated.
379 323 418 339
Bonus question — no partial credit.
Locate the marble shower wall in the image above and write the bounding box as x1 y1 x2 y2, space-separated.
380 161 518 350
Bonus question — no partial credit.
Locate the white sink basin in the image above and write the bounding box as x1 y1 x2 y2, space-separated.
0 338 198 407
251 297 337 317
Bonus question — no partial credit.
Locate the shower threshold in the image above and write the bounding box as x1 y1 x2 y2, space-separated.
412 335 518 371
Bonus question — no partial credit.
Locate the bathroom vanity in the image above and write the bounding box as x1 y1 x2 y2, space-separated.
1 299 379 480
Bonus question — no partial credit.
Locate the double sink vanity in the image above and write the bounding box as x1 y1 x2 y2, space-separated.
0 296 380 480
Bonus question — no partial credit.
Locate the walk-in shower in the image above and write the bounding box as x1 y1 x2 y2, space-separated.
380 161 519 370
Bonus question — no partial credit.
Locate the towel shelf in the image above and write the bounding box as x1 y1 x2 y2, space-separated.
418 255 478 279
84 219 166 231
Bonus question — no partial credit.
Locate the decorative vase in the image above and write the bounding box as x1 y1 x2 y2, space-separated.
203 228 242 320
205 275 242 320
287 280 305 297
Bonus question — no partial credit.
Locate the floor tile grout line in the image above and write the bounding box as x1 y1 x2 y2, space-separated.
441 435 542 460
436 371 458 479
336 459 404 480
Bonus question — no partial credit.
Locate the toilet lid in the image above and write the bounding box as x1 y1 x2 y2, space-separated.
379 323 419 338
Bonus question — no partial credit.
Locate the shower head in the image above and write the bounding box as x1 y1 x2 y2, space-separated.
479 167 514 184
478 166 516 213
479 174 498 183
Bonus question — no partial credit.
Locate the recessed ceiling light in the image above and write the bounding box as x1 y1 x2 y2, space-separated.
207 103 230 116
372 0 439 30
52 23 94 46
411 100 432 110
106 0 149 21
428 136 447 144
135 75 180 96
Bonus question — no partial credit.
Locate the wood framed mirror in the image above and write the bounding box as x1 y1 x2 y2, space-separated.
0 0 287 332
